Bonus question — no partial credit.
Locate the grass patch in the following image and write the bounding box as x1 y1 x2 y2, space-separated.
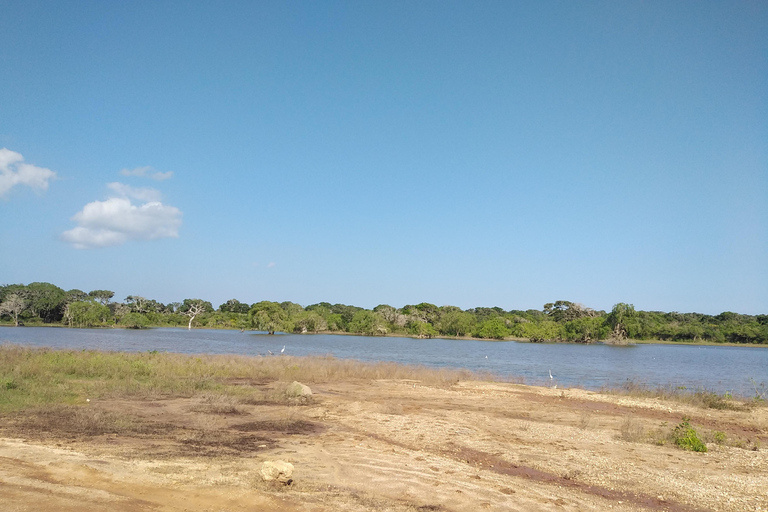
231 417 317 434
0 345 487 414
711 430 727 445
606 380 752 411
6 405 162 439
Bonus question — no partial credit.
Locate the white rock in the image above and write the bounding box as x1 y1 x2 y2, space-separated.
260 460 294 484
285 381 312 398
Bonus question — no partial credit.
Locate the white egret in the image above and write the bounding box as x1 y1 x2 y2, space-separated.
549 369 554 380
281 345 286 354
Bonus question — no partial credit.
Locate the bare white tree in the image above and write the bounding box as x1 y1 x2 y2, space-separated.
0 293 27 326
111 302 131 323
125 295 148 313
183 300 206 330
63 302 73 327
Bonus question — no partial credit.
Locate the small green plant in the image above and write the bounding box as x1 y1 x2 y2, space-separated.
712 431 726 445
672 418 707 452
2 379 18 390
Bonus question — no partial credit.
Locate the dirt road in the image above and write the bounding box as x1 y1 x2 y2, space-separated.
1 379 766 511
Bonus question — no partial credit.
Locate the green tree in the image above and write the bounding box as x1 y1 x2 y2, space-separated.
374 304 407 331
402 303 441 325
280 301 304 316
406 319 438 338
325 313 344 331
563 316 608 343
467 306 506 323
249 301 287 334
348 310 387 336
438 310 476 337
475 317 510 340
66 300 111 327
88 289 115 305
25 282 66 322
331 304 364 328
121 312 149 329
65 289 89 304
518 321 563 342
543 301 595 322
219 298 249 314
607 303 638 340
292 311 328 333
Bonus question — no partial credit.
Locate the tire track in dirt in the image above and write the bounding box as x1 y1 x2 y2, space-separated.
360 431 711 512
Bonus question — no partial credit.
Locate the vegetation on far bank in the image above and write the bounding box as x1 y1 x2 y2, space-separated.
1 282 767 345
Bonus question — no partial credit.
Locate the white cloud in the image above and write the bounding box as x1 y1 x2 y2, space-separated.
62 196 182 249
0 148 57 197
151 171 174 180
120 166 173 180
107 182 162 202
267 262 276 268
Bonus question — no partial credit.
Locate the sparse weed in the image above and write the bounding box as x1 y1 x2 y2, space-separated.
379 402 405 415
619 415 645 442
578 410 594 430
188 393 245 415
750 378 767 402
8 405 154 439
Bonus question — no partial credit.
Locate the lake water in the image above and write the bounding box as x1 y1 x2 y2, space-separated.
1 327 766 397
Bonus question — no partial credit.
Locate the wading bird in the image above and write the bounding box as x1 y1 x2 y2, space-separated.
281 345 285 354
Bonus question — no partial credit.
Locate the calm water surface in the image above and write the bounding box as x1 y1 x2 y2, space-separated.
1 327 766 397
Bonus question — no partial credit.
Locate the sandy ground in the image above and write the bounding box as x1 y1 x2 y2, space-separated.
1 379 766 512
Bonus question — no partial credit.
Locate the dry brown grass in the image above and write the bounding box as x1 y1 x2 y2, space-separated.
5 405 164 440
619 415 646 442
578 410 595 430
606 379 758 410
0 345 490 414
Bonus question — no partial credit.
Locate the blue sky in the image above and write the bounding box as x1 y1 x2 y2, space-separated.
1 1 766 315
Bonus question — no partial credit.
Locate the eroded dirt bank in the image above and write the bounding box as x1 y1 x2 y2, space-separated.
1 380 766 512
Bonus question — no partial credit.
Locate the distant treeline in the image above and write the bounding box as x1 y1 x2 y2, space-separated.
1 282 766 344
